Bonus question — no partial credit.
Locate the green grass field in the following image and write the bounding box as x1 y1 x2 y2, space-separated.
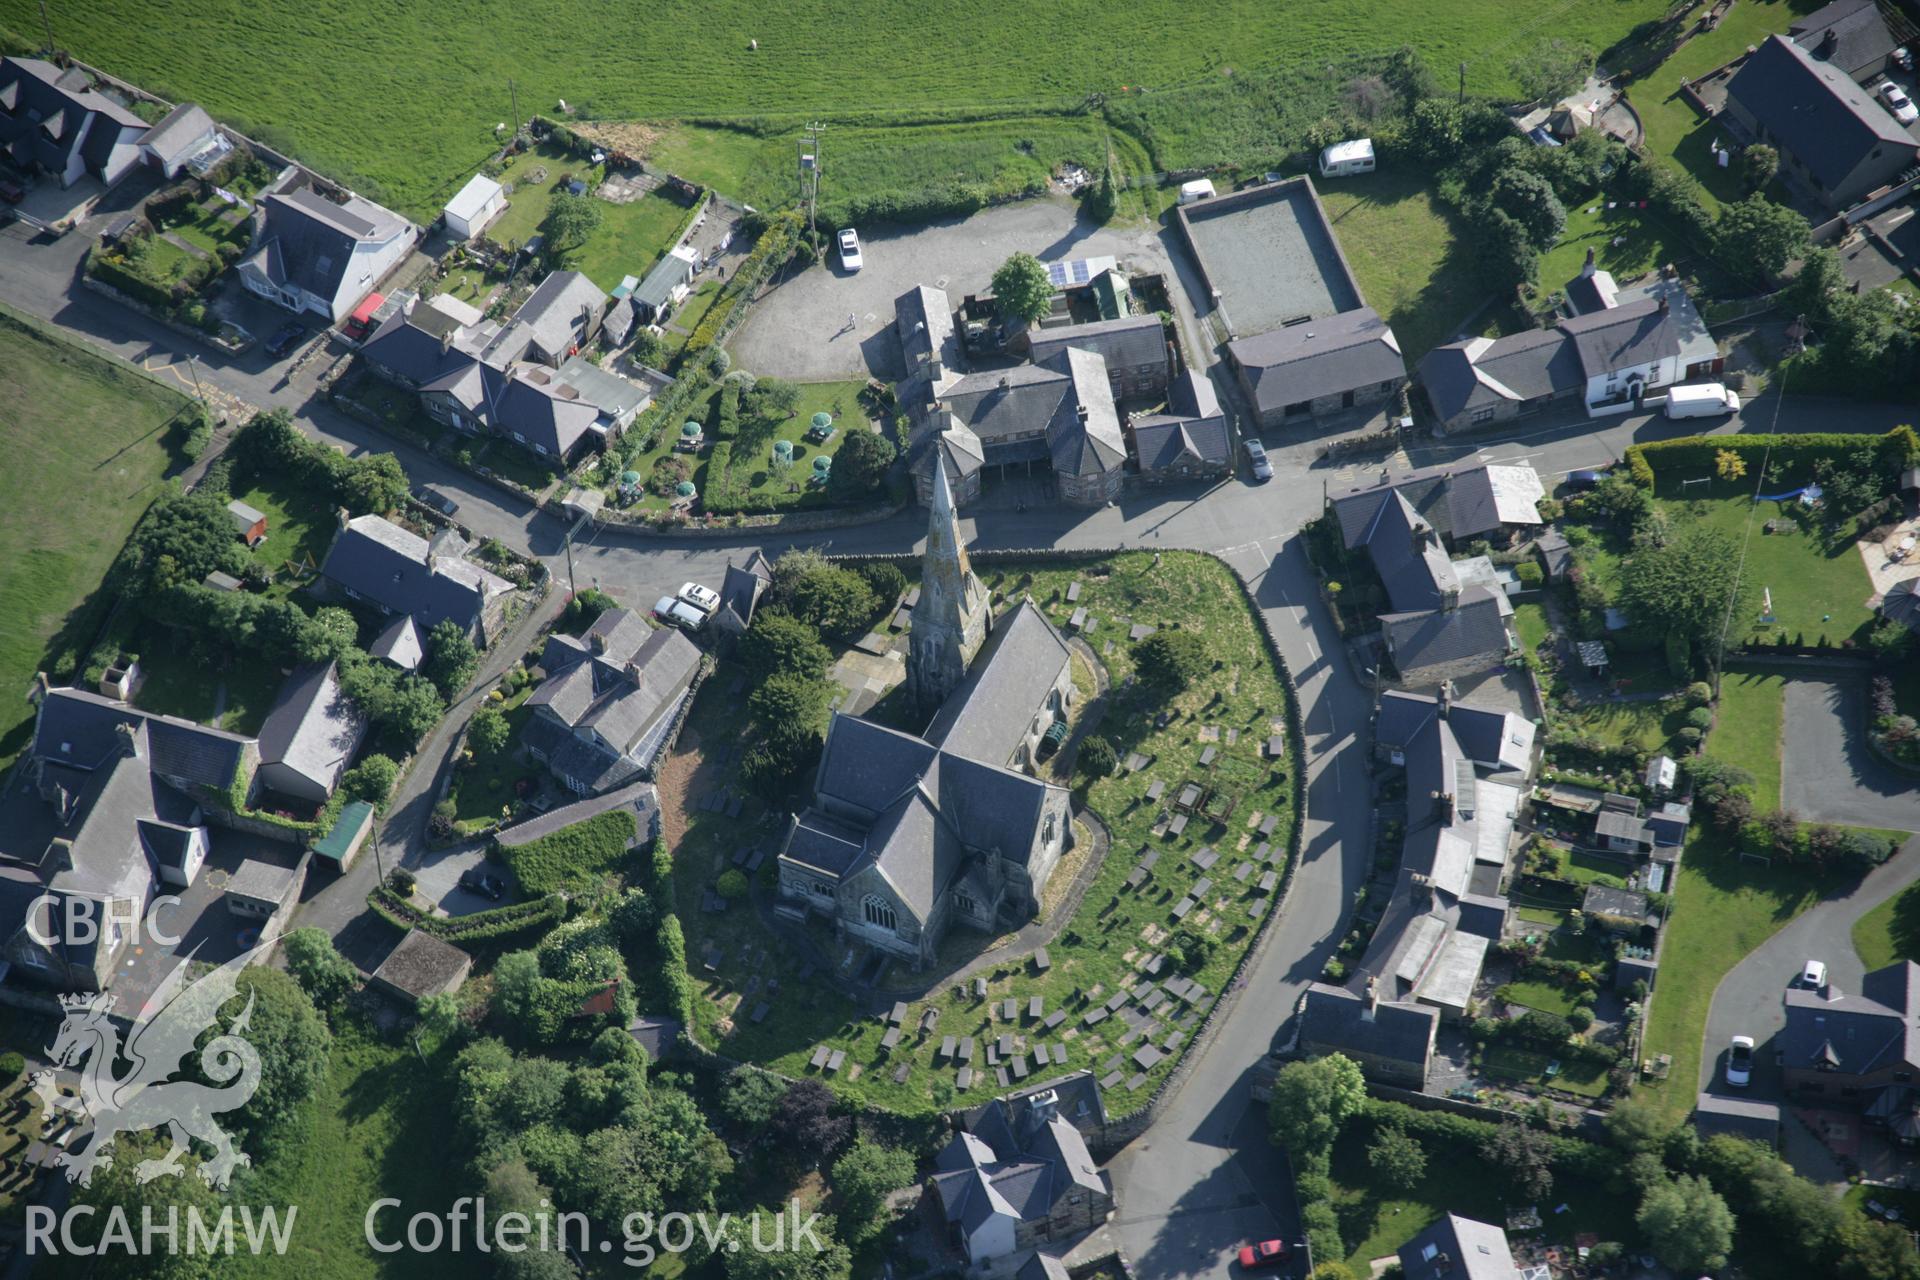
0 307 193 771
1854 883 1920 971
484 143 694 292
2 0 1674 219
1497 979 1577 1016
1317 169 1484 360
1513 601 1550 654
1711 669 1787 810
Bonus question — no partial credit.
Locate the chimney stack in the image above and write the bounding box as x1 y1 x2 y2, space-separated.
1581 246 1596 278
1362 977 1379 1022
1077 401 1090 424
114 720 141 760
999 375 1011 391
1438 679 1454 718
49 837 74 872
337 507 352 532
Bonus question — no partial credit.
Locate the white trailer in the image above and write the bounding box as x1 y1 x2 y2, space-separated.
1663 382 1740 418
1318 138 1376 177
1177 178 1217 205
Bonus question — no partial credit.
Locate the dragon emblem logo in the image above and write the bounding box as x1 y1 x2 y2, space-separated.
31 943 268 1188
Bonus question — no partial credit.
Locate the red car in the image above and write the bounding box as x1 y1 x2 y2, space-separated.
1238 1239 1291 1270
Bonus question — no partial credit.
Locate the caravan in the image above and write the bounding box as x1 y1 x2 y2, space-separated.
1318 138 1376 177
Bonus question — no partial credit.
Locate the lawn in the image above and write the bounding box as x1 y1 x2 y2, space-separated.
485 143 694 293
1513 601 1550 655
129 622 283 737
233 477 339 584
1317 168 1487 360
1624 0 1812 212
1329 1121 1633 1271
1555 693 1686 755
1667 491 1878 647
1536 197 1716 300
1710 669 1786 810
1482 1044 1612 1098
227 1019 467 1280
676 550 1299 1118
448 687 538 835
6 0 1676 218
0 306 193 771
1853 882 1920 972
1497 980 1578 1016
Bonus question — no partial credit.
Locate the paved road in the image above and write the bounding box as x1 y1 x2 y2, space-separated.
1782 676 1920 833
6 201 1918 1279
1697 833 1920 1182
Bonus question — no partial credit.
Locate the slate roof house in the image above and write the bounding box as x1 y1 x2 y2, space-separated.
1399 1213 1526 1280
2 688 254 991
360 275 641 463
1329 686 1533 1034
1331 464 1545 688
525 608 704 795
1789 0 1902 83
256 661 366 804
1723 34 1918 212
1126 368 1234 484
1024 314 1171 399
1780 961 1920 1105
239 184 416 324
1299 981 1440 1089
932 1081 1115 1267
0 57 150 189
777 480 1077 968
896 285 1129 508
319 514 513 644
1229 306 1408 431
138 102 221 179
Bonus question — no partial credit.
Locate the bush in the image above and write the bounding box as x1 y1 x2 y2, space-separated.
1078 736 1118 778
1515 560 1543 588
498 809 638 896
854 559 907 605
341 753 400 806
715 869 749 900
1687 682 1713 707
1684 706 1714 731
0 1052 23 1084
1134 629 1209 690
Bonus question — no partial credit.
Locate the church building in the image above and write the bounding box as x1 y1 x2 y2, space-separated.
775 466 1081 967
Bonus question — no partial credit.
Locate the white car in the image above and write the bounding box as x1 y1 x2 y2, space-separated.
838 227 863 272
1726 1035 1754 1088
1801 959 1828 991
652 595 707 632
677 582 721 614
1880 81 1919 125
1244 439 1272 482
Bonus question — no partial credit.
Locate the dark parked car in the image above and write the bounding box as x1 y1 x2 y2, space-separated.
414 485 459 517
1564 468 1605 491
264 322 307 359
460 869 507 901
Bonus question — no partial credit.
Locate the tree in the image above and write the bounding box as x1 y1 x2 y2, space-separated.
340 451 409 515
1604 1092 1673 1155
827 428 896 502
770 551 879 641
468 703 511 756
1617 524 1753 674
1741 143 1779 194
66 1131 227 1280
747 378 802 421
1490 167 1566 250
1134 629 1209 690
719 1207 852 1280
341 752 399 805
854 559 907 605
419 992 463 1040
833 1139 916 1243
990 251 1053 324
1472 206 1539 292
1087 153 1119 222
739 611 833 684
299 606 360 664
380 674 447 743
132 487 246 594
722 1067 788 1130
283 926 359 1008
541 190 602 255
1638 1174 1734 1273
224 967 331 1143
1266 1054 1366 1157
1308 1264 1359 1280
1510 37 1593 105
423 618 480 699
772 1079 851 1168
1481 1120 1553 1204
1078 735 1118 777
750 672 832 742
1714 197 1811 287
1366 1123 1427 1192
1714 448 1747 483
485 1159 576 1280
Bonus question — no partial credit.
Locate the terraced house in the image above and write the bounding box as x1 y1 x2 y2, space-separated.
524 608 705 795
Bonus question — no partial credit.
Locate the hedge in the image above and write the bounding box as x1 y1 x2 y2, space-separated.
657 914 694 1025
1352 1098 1612 1181
368 885 566 943
1624 427 1920 488
88 250 179 311
495 809 638 896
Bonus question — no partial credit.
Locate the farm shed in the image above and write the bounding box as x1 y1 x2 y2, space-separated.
443 173 505 240
370 930 472 1007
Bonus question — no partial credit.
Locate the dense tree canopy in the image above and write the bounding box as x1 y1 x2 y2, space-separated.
1618 524 1753 673
990 251 1053 324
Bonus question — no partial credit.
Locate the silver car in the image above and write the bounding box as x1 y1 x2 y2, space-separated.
1244 439 1272 482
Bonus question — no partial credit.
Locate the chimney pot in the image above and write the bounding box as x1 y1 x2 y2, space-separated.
1582 246 1596 277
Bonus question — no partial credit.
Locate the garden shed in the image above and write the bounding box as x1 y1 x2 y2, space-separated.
443 174 505 240
370 930 472 1007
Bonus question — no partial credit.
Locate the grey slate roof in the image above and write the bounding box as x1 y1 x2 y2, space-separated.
1791 0 1901 82
1382 588 1511 676
1228 306 1406 412
933 1090 1108 1237
257 661 366 797
1130 368 1231 471
896 283 960 377
929 600 1075 764
361 302 491 386
1399 1214 1522 1280
526 617 702 758
514 269 606 362
494 777 657 849
1726 35 1916 193
140 102 216 166
1582 883 1649 920
1045 348 1126 477
1418 328 1584 422
1693 1092 1782 1145
1883 577 1920 634
0 58 147 182
247 187 408 304
321 514 512 635
1301 981 1437 1071
943 362 1073 444
31 688 249 793
717 549 774 630
631 250 694 314
1560 296 1681 380
1027 314 1167 375
1375 689 1534 774
1780 961 1920 1077
1331 462 1545 549
370 615 425 670
1364 491 1459 613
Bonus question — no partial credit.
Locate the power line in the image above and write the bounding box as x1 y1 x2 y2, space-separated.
1712 364 1790 684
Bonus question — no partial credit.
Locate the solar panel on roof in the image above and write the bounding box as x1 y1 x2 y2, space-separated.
1047 262 1069 287
1071 260 1090 284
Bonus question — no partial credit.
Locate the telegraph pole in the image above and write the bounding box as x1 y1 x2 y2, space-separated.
800 122 826 242
38 0 54 55
509 78 521 138
1458 61 1467 105
184 354 210 414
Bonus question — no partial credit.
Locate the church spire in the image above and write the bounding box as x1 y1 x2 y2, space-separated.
909 460 991 713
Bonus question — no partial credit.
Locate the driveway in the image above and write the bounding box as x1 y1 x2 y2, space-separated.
729 196 1189 381
1782 677 1920 832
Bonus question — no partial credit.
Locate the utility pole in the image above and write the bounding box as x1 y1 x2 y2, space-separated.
37 0 54 55
800 122 826 242
508 78 521 138
184 354 210 414
1458 61 1467 105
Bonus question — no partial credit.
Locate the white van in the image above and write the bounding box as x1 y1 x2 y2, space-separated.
1319 138 1376 178
1177 178 1217 205
1663 382 1740 419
